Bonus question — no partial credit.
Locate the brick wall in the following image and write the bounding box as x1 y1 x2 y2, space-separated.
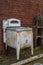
0 0 43 51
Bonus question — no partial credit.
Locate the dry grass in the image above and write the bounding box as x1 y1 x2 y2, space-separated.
0 47 43 65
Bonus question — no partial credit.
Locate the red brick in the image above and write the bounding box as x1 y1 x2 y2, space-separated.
0 0 43 51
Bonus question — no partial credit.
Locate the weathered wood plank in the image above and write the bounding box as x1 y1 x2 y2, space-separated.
11 54 43 65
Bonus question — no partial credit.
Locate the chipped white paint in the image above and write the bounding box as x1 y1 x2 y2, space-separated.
2 18 33 60
2 18 21 43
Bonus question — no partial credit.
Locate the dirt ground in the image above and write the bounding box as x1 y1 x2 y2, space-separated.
0 47 43 65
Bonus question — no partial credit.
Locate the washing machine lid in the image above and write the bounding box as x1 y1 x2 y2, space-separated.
8 18 21 27
2 18 21 29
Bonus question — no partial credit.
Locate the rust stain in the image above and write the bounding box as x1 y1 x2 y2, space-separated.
6 30 33 49
27 30 32 34
23 32 27 38
10 32 16 42
17 31 20 36
23 31 33 38
21 43 31 49
23 45 26 48
27 31 33 39
21 44 26 48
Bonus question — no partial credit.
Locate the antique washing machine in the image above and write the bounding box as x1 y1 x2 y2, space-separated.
2 18 33 60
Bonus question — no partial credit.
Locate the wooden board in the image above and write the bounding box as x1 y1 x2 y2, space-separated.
11 54 43 65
